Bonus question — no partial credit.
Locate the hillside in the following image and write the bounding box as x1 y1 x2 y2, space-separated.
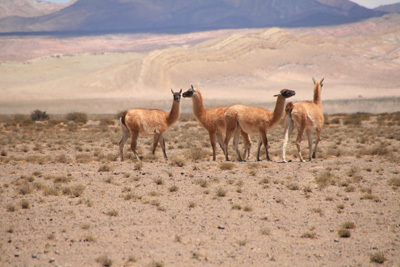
0 14 399 114
0 0 71 19
0 0 385 34
375 2 400 13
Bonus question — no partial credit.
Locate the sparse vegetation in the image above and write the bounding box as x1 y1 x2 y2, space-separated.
96 255 112 266
66 112 88 124
30 109 49 121
338 229 351 238
106 210 119 217
219 162 235 170
0 112 399 266
216 187 227 197
301 232 317 239
370 252 386 264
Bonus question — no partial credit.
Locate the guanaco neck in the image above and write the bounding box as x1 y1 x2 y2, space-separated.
313 82 322 107
270 96 287 126
167 99 181 126
192 91 206 120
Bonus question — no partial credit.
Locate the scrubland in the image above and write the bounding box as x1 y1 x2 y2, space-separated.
0 112 399 266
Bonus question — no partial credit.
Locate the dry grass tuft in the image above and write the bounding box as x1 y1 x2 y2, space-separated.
301 232 317 239
96 255 112 266
219 162 235 170
215 187 227 197
106 210 119 217
315 170 336 189
370 252 386 264
195 178 209 188
341 221 356 229
338 229 351 238
98 165 113 172
388 177 400 188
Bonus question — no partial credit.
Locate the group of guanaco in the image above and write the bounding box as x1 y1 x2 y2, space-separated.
119 78 324 163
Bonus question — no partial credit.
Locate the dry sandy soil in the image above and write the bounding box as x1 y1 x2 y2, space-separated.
0 112 399 266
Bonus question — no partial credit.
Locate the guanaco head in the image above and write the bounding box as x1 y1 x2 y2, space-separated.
182 85 196 98
312 78 324 89
171 89 182 102
274 89 296 99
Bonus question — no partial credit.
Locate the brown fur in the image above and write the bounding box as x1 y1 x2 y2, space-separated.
224 89 296 161
182 85 251 161
282 78 324 162
119 90 182 161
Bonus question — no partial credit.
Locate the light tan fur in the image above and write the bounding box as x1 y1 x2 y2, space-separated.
119 89 182 161
282 78 324 162
182 85 251 161
224 89 296 161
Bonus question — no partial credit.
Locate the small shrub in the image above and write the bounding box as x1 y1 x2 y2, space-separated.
47 233 56 240
243 205 253 212
303 186 312 193
96 255 112 266
66 112 88 124
301 232 317 239
154 178 164 185
169 156 185 167
342 221 356 229
169 185 179 192
388 177 400 188
31 109 49 121
338 229 351 238
150 260 164 267
43 185 60 196
187 147 208 161
215 187 227 197
260 227 271 235
20 199 30 209
286 183 300 190
81 223 91 230
370 252 386 264
311 208 323 216
174 235 182 243
71 184 86 197
106 210 119 217
232 204 242 210
134 162 143 171
237 239 247 246
6 204 16 212
98 165 112 172
195 178 208 188
219 162 235 170
188 201 197 208
83 234 97 242
315 170 335 189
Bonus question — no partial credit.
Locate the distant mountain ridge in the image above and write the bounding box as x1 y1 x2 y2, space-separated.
0 0 389 35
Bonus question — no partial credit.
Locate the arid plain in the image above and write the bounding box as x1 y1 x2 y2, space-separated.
1 14 400 267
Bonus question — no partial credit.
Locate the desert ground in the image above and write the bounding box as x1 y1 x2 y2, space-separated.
0 112 399 266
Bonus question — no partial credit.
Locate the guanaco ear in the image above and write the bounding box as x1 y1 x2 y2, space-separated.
191 85 195 91
179 89 182 94
273 93 281 97
320 78 324 87
171 89 174 94
312 77 316 84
